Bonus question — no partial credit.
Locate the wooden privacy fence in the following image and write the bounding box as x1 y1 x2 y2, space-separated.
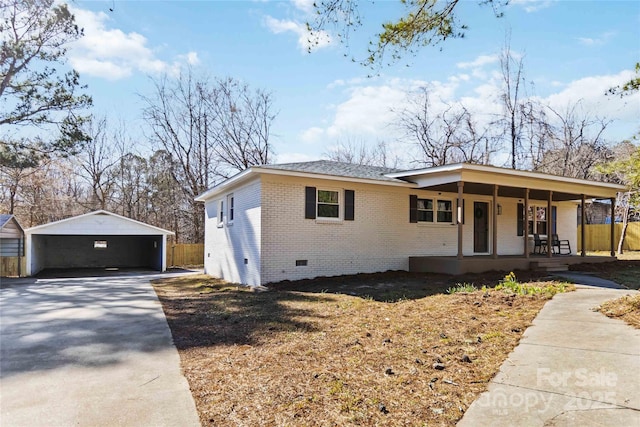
1 257 26 277
578 222 640 251
166 243 204 267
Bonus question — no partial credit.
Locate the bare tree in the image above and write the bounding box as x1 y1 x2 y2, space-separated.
0 142 41 213
536 102 612 179
396 88 493 167
142 69 277 241
4 158 83 226
519 99 553 170
75 117 119 210
141 69 218 241
209 77 276 176
323 138 400 168
498 39 526 169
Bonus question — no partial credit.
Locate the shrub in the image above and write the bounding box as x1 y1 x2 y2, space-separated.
446 283 477 294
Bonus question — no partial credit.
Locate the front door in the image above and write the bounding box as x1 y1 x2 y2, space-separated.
474 202 489 253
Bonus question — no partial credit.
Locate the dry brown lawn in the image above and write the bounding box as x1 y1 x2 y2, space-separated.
152 271 571 426
597 293 640 329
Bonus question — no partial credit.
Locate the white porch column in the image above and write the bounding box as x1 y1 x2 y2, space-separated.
162 234 168 272
25 233 32 276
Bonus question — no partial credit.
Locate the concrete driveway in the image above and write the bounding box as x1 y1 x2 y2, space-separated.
0 273 200 426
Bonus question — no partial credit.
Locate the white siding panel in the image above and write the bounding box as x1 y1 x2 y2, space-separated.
203 178 261 286
28 213 165 235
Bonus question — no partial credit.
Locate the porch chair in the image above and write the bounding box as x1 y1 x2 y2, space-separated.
551 234 572 255
533 234 547 254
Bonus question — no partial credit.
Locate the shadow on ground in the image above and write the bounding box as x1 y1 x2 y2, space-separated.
152 269 555 351
268 269 554 302
0 274 175 378
153 278 331 349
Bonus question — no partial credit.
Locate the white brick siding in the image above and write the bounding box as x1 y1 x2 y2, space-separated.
203 178 261 285
203 174 579 286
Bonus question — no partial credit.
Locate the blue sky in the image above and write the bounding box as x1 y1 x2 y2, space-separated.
67 0 640 166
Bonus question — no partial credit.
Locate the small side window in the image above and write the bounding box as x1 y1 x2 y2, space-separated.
94 240 107 249
227 194 234 224
218 200 224 226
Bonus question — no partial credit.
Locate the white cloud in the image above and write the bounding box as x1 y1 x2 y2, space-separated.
540 70 640 132
68 6 198 80
296 66 639 167
275 152 316 163
291 0 315 14
264 16 332 51
300 126 325 143
577 31 615 47
510 0 555 13
456 54 499 70
70 58 132 80
183 51 200 65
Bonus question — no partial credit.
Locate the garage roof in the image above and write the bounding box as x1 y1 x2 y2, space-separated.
25 210 175 236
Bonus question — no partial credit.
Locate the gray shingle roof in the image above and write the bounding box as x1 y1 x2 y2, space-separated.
259 160 405 183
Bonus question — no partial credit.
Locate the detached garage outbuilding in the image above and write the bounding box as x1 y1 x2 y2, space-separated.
25 210 174 276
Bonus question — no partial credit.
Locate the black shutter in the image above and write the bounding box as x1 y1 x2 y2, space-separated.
410 195 418 223
305 186 316 219
517 203 524 236
344 190 355 221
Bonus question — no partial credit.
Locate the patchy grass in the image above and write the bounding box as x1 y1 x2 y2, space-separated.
571 253 640 290
597 294 640 329
153 272 571 426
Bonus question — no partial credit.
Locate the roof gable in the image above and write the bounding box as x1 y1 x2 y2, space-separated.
0 214 24 239
25 210 174 236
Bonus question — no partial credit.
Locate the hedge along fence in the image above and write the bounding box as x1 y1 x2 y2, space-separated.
578 222 640 251
167 243 204 267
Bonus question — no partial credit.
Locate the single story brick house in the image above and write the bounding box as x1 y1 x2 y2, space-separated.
195 161 625 286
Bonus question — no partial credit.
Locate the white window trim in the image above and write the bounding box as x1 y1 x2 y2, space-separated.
226 194 234 225
316 188 342 222
217 199 224 228
417 197 455 225
527 204 549 236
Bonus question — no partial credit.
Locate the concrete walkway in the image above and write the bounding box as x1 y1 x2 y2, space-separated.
459 275 640 427
0 273 201 427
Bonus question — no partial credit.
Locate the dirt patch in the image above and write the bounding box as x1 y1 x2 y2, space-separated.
569 259 640 290
153 271 569 426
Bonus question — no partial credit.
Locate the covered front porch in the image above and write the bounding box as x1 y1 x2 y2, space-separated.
387 164 626 275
